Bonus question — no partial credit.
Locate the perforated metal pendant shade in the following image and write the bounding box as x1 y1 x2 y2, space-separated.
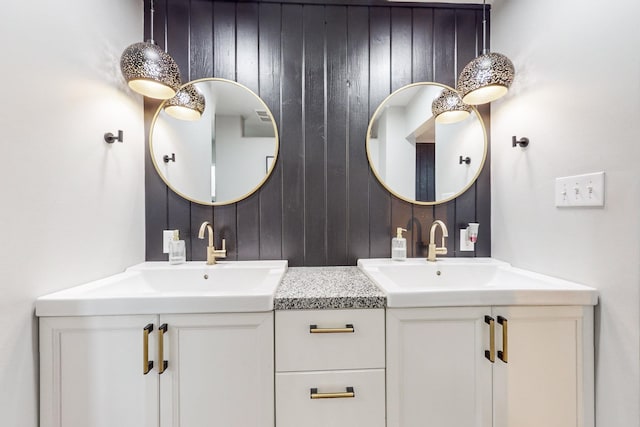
456 52 515 105
432 88 471 124
121 41 182 100
164 84 206 121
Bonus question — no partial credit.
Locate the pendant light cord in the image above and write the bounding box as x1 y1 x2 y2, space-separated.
149 0 155 44
482 0 488 55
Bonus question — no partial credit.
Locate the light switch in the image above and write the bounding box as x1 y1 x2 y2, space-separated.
163 230 175 253
555 172 605 207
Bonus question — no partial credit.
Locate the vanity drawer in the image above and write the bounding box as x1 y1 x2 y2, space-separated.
276 369 385 427
275 309 385 372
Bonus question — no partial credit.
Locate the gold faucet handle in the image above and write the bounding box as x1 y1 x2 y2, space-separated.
214 239 227 258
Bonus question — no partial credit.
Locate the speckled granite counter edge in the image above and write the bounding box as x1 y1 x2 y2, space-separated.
274 295 386 310
274 266 387 310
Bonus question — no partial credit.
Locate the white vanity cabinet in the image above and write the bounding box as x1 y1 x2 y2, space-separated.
275 309 386 427
386 305 594 427
39 312 274 427
40 315 159 427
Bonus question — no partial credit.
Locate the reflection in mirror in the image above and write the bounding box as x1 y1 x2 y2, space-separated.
366 83 486 205
150 78 278 206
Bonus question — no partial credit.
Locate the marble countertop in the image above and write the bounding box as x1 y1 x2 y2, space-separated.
274 266 386 310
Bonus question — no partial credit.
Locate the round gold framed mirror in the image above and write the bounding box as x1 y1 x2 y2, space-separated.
149 78 279 206
366 82 487 205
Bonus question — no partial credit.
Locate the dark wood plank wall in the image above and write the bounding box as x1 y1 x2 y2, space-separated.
144 0 492 266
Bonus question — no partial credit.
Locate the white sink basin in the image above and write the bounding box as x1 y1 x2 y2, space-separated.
36 260 288 316
358 258 598 307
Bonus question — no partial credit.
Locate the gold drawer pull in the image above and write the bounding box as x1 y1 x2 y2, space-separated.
497 316 508 363
484 316 495 363
309 324 355 334
310 387 355 399
143 324 154 375
158 323 168 374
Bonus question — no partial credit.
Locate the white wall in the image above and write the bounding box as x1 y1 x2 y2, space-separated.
215 116 276 202
384 107 416 199
435 114 484 200
491 0 640 425
405 85 440 134
0 1 145 426
153 107 213 203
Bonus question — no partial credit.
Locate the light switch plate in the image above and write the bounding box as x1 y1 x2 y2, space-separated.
555 172 605 207
163 230 175 254
460 230 475 252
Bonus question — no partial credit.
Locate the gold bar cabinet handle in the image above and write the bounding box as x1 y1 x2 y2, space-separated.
310 387 355 399
309 324 355 334
143 324 154 375
497 316 508 363
158 323 168 374
484 316 495 363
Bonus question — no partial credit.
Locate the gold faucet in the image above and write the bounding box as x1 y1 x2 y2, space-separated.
427 220 448 262
198 221 227 265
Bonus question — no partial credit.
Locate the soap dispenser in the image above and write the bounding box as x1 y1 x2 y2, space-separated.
392 227 407 261
168 230 186 264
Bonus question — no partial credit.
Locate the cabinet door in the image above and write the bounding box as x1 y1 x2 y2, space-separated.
386 307 493 427
492 306 593 427
40 315 159 427
159 312 274 427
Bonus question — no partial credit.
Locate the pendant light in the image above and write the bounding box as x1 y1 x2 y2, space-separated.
432 88 471 124
120 0 182 100
164 84 206 121
456 0 515 105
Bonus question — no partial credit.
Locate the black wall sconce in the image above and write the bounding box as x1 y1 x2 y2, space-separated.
104 130 124 144
512 136 529 148
163 153 176 163
459 156 471 165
